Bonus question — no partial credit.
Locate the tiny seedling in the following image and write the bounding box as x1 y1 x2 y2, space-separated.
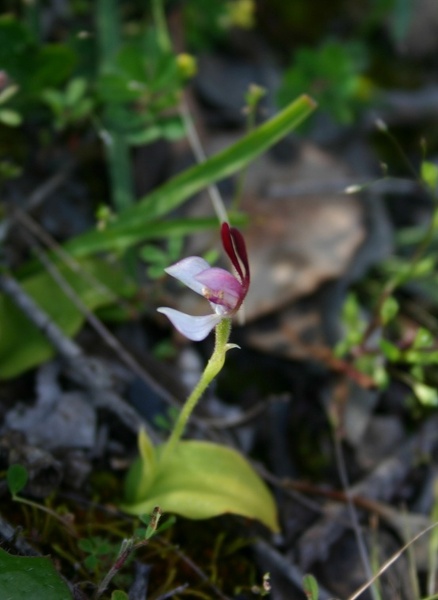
303 574 319 600
6 463 28 496
6 464 74 532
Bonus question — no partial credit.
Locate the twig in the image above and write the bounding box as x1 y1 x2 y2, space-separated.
14 209 123 307
0 160 75 243
0 273 81 361
347 522 438 600
202 395 281 429
179 97 229 224
94 538 135 599
128 562 151 600
332 427 379 600
156 537 232 600
297 413 438 568
155 583 189 600
25 160 76 212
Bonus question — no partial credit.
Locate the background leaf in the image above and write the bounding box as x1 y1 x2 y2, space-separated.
0 548 72 600
6 464 28 496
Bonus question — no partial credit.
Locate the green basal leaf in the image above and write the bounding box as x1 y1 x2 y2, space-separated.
0 548 72 600
0 257 135 379
122 440 279 533
65 95 316 258
124 429 157 502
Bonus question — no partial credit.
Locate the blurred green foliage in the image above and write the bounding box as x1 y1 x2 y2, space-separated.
0 15 75 110
183 0 255 49
278 40 371 125
336 155 438 408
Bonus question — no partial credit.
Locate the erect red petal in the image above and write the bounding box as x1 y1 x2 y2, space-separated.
221 222 250 290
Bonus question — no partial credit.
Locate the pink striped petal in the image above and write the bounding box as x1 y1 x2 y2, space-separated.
157 307 222 341
195 267 243 311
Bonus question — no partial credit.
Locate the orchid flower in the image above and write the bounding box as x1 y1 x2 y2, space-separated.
157 223 250 341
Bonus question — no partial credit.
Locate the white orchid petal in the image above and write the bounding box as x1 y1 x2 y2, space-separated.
165 257 211 296
157 307 222 341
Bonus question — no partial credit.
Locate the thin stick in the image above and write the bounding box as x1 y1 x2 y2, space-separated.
15 209 122 307
179 98 229 224
333 428 379 600
348 522 438 600
0 274 81 361
156 538 232 600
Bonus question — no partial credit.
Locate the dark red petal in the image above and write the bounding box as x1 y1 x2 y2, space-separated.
221 222 250 290
230 227 250 285
221 223 242 279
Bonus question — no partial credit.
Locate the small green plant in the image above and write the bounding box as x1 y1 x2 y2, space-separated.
78 536 118 573
41 77 93 131
303 573 320 600
6 464 75 531
123 223 279 531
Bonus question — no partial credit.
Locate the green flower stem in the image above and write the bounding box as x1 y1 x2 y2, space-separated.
161 318 232 461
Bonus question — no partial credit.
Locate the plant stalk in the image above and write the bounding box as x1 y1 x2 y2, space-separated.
161 318 232 460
